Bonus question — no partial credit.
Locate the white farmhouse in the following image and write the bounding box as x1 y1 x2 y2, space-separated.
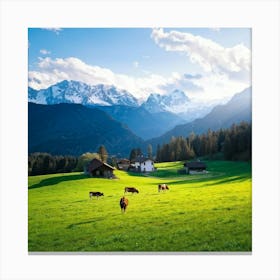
133 156 155 172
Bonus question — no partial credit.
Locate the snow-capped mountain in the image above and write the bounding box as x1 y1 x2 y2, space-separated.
141 89 191 114
28 80 236 125
142 89 218 122
28 80 139 107
148 87 252 146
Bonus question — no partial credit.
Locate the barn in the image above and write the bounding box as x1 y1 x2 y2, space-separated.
116 158 130 171
86 158 115 178
184 161 207 174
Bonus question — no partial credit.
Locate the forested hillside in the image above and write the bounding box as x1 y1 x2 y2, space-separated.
156 122 251 162
28 102 143 156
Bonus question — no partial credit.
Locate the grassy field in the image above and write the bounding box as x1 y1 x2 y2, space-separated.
28 160 252 252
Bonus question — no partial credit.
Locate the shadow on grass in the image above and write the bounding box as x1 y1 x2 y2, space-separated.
143 173 251 189
29 174 88 190
144 172 224 186
170 174 251 188
67 219 102 229
72 199 89 203
202 174 251 186
125 171 146 178
67 216 114 229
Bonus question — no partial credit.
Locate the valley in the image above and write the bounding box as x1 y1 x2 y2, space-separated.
28 81 252 157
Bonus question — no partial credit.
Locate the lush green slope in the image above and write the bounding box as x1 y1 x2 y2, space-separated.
28 161 252 252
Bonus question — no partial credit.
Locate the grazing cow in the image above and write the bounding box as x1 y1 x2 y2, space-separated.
120 197 129 213
89 191 104 199
124 187 139 194
158 184 169 192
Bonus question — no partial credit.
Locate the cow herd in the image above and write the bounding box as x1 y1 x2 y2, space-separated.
89 184 169 213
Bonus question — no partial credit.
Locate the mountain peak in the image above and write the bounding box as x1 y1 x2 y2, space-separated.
148 86 252 146
172 89 188 97
141 89 190 114
28 80 139 107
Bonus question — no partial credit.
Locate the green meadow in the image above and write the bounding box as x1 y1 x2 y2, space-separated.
28 161 252 252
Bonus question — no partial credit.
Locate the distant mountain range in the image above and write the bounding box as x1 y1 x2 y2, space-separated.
147 87 252 147
28 80 139 107
28 102 143 156
28 80 252 157
28 80 211 122
28 81 194 115
140 89 213 122
97 105 184 140
28 80 213 120
28 80 198 139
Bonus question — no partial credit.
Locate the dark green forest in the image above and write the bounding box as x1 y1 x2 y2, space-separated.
28 121 251 175
155 122 251 162
28 153 78 176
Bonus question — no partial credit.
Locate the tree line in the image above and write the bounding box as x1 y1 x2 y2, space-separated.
28 153 78 176
28 123 251 175
28 145 108 176
155 122 251 162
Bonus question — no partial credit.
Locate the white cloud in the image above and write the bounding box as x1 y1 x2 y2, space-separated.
28 57 171 99
151 28 251 83
28 56 249 103
190 73 249 104
149 28 251 103
40 49 51 55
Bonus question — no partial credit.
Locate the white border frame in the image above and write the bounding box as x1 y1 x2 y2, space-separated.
1 0 279 279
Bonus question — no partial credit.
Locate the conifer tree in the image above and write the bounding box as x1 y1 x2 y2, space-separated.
98 145 108 163
147 144 153 159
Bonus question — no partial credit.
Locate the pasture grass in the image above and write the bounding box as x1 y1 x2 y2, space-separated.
28 160 251 252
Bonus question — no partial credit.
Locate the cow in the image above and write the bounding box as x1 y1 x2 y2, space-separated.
89 191 104 199
124 187 139 194
120 197 129 213
158 184 169 192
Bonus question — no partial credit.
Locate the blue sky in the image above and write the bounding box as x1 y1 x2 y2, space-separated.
28 28 251 103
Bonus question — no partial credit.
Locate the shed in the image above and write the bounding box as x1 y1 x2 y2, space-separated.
184 161 207 174
117 159 130 171
86 158 115 178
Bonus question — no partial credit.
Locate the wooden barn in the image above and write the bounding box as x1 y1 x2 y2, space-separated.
86 158 115 178
116 158 130 171
184 161 207 174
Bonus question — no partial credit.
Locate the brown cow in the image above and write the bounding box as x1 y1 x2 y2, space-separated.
124 187 139 194
158 184 169 192
120 197 129 213
89 191 104 199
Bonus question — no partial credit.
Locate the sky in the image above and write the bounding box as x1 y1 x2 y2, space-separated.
28 28 251 104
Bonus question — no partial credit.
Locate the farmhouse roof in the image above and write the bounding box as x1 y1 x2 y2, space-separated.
117 158 130 164
87 158 115 172
184 161 206 169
